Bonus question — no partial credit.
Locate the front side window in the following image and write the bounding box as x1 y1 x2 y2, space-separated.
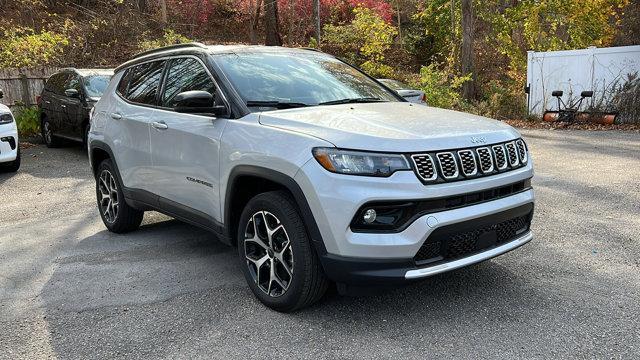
126 61 165 105
161 57 216 108
83 75 111 98
46 73 70 95
214 51 399 110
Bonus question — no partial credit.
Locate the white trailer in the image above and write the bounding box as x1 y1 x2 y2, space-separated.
526 45 640 115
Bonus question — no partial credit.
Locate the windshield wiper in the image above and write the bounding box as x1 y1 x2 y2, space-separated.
319 97 383 105
246 100 311 109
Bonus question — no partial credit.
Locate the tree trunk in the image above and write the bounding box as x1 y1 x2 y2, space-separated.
313 0 321 44
264 0 282 46
461 0 476 101
158 0 167 25
248 0 263 44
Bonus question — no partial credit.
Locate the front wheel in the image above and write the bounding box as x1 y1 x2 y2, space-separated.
238 191 329 312
41 117 61 148
96 159 144 233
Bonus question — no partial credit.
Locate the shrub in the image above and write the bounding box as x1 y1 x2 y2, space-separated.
323 6 397 77
411 63 470 109
138 29 192 51
0 26 69 68
13 106 40 137
611 73 640 124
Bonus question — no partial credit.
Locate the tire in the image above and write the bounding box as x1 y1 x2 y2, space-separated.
41 116 61 148
96 159 144 233
237 191 329 312
1 148 20 173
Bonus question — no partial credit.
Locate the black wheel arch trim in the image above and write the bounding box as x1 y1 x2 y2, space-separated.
225 165 328 255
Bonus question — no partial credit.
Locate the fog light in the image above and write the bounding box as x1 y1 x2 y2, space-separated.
363 209 377 223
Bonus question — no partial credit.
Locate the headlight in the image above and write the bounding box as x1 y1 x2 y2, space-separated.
0 114 13 124
312 147 411 177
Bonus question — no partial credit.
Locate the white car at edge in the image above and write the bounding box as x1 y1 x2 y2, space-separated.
0 90 20 173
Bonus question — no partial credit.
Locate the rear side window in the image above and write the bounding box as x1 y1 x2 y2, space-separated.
45 72 70 95
126 61 165 105
161 57 216 108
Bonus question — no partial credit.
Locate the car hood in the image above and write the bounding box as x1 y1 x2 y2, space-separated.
258 102 520 152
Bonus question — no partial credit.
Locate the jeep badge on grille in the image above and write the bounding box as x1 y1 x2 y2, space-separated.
470 136 487 144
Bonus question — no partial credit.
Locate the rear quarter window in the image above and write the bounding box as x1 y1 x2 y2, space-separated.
125 61 165 105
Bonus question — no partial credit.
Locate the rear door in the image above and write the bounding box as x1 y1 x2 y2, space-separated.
109 61 165 192
148 56 227 223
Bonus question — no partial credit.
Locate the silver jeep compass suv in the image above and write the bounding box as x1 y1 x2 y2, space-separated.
88 43 534 312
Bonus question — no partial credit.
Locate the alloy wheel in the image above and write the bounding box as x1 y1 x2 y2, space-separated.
244 211 294 297
98 170 119 223
43 121 53 145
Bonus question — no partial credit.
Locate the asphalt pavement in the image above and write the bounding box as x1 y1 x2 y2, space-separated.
0 129 639 359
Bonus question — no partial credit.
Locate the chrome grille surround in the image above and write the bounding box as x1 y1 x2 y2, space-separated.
476 147 494 173
409 138 529 184
516 139 527 164
457 149 477 176
436 152 459 179
411 154 437 182
505 141 519 167
492 144 508 170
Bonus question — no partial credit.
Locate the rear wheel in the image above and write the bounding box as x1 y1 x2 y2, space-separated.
96 159 144 233
238 191 329 312
41 116 61 148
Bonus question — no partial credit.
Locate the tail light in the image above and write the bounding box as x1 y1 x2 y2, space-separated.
421 93 427 104
36 95 42 106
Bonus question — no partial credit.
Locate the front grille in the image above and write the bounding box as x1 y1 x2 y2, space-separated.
411 154 437 181
414 207 533 264
436 152 458 178
505 141 519 167
476 147 494 173
457 150 477 176
410 138 529 184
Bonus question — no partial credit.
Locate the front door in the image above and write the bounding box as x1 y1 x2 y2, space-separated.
59 73 83 139
148 56 227 224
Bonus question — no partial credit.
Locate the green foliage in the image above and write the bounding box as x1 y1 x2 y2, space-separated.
0 26 69 68
323 6 398 77
13 106 40 137
412 63 471 109
138 29 192 51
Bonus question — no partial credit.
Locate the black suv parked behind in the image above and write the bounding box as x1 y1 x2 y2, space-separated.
38 68 113 148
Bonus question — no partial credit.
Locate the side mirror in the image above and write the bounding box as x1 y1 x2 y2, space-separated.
65 88 79 98
174 90 227 116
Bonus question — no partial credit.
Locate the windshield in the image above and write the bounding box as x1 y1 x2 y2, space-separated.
214 51 399 110
83 75 111 98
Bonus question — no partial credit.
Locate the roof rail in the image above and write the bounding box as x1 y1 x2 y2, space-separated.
132 42 208 59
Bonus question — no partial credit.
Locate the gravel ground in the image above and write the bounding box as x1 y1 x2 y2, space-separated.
1 129 639 359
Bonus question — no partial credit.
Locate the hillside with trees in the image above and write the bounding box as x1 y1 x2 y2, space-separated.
1 0 638 120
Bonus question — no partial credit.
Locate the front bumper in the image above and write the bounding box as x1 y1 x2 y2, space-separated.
0 125 18 163
294 157 534 285
318 203 533 285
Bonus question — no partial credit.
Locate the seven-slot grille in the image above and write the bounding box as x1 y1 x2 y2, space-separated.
411 154 437 181
436 152 459 179
411 139 528 184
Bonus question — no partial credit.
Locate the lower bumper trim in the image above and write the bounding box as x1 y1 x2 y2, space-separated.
404 231 532 279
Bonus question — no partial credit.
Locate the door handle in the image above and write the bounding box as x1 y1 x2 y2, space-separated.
110 113 122 120
151 121 168 130
60 104 66 108
45 101 51 104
